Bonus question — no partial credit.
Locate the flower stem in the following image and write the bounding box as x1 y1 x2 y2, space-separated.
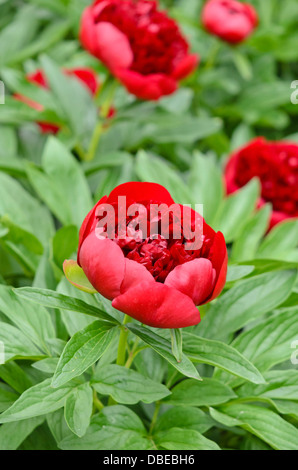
149 402 161 436
108 314 131 406
93 389 104 413
85 74 118 161
204 40 221 70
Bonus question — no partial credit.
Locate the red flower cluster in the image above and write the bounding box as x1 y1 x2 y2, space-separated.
73 182 227 329
225 137 298 229
80 0 198 100
202 0 258 44
15 68 99 134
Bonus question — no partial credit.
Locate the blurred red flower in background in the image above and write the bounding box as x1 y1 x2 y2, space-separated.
225 137 298 229
202 0 258 44
80 0 199 100
15 68 99 134
68 182 228 329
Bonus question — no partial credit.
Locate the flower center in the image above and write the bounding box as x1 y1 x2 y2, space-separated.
94 0 188 75
96 199 214 282
235 143 298 216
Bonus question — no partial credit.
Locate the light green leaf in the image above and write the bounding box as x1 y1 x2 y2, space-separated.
126 324 201 380
183 332 265 384
164 378 236 407
64 383 93 437
218 404 298 450
155 428 220 450
92 365 171 404
14 287 118 324
52 321 117 388
199 270 296 340
0 378 75 423
0 416 45 450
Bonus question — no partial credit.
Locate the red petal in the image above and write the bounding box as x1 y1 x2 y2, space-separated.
206 231 228 302
112 281 200 328
77 196 108 265
120 259 155 294
172 54 199 80
79 232 125 300
165 258 215 306
66 68 99 95
107 182 175 206
116 69 177 100
93 22 133 70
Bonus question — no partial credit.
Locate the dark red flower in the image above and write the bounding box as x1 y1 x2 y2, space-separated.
80 0 199 100
202 0 258 44
69 182 227 329
15 68 99 134
225 137 298 229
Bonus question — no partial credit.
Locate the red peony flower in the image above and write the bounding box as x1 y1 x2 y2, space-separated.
225 137 298 229
79 0 199 101
201 0 258 44
15 68 99 134
68 182 227 329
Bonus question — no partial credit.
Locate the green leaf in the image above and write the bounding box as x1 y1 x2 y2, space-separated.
164 378 235 407
218 404 298 450
126 324 201 381
257 219 298 259
0 285 55 354
222 307 298 375
0 379 75 423
231 204 271 262
59 406 151 450
14 287 119 324
41 137 93 227
0 384 18 413
0 416 45 450
64 383 93 437
155 407 213 435
136 151 193 205
0 172 54 246
188 152 224 224
199 270 296 340
213 179 260 243
155 427 220 450
170 329 183 363
63 259 97 294
52 226 78 270
0 322 44 361
226 264 255 283
0 215 44 255
52 321 117 388
39 55 97 143
183 332 265 384
92 365 171 404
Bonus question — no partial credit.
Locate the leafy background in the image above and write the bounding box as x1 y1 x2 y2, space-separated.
0 0 298 450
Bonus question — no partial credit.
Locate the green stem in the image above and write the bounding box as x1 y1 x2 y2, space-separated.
149 402 161 436
108 315 131 406
93 389 104 413
204 40 221 70
85 75 118 162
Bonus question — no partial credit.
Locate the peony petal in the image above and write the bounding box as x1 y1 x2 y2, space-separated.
205 231 228 302
65 68 99 95
79 7 98 57
165 258 215 306
172 54 199 80
93 22 133 70
77 196 107 263
79 232 125 300
112 281 200 328
116 69 177 101
120 258 155 294
107 182 175 206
